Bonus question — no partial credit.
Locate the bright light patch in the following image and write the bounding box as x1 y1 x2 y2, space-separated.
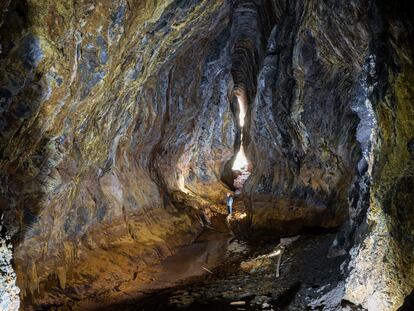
232 148 248 171
268 249 282 258
178 174 190 194
237 96 247 127
232 93 250 171
239 116 245 127
238 212 247 219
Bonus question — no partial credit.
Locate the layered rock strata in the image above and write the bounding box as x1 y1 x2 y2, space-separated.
0 0 236 308
0 0 412 310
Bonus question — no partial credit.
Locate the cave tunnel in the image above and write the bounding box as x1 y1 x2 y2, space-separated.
0 0 413 310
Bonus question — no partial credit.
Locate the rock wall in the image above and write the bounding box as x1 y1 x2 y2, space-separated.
0 0 237 308
0 0 413 310
240 0 414 309
244 0 370 237
342 1 414 309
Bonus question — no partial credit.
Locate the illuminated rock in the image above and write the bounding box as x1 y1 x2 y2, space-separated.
0 0 412 310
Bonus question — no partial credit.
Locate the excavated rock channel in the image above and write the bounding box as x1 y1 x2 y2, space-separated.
0 0 413 309
98 232 352 311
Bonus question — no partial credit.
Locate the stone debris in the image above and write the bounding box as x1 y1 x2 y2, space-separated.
240 244 286 275
133 234 349 310
227 240 249 255
233 168 251 191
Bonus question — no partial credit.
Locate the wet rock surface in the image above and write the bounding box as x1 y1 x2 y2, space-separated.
115 234 356 311
67 229 233 310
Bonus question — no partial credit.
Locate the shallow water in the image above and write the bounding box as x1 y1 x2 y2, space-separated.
98 233 344 311
145 230 232 290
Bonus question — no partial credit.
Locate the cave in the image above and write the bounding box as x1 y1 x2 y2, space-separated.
0 0 413 310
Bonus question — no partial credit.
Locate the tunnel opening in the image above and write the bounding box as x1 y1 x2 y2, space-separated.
219 88 253 235
220 86 253 196
231 90 252 195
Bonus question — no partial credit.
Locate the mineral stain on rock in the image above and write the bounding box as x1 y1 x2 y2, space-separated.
17 34 44 70
0 0 413 310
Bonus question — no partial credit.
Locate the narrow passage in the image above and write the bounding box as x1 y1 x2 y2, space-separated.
227 92 252 232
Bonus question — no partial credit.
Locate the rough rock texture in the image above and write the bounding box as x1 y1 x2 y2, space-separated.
0 0 413 310
244 0 370 237
0 217 20 311
129 234 353 311
0 0 236 309
241 0 414 309
341 2 414 309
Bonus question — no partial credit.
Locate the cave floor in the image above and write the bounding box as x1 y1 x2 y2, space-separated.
98 232 353 311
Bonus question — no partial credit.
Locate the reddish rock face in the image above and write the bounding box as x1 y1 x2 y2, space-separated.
0 0 413 310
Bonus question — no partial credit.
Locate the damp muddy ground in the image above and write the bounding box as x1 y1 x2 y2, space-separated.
98 232 355 311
